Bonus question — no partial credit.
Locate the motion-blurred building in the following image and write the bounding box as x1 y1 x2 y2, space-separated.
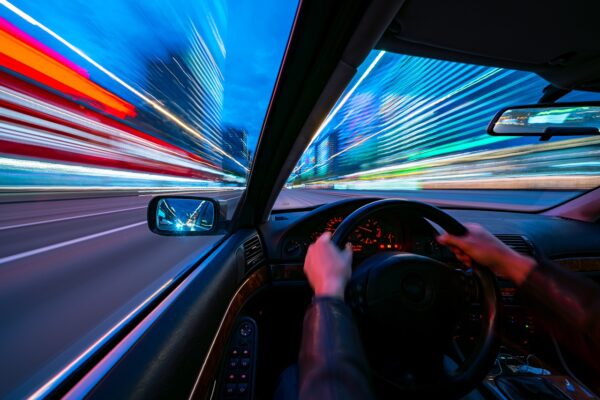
138 0 230 176
288 52 556 186
142 47 224 166
221 126 250 177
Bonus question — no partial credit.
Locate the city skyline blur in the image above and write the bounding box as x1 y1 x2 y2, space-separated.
288 51 600 192
1 0 600 195
0 0 297 186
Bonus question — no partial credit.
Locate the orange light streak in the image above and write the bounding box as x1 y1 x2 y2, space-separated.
0 19 135 118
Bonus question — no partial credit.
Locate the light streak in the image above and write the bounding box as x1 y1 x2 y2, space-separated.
27 278 175 400
0 0 247 172
0 83 233 178
288 51 600 191
0 18 135 118
302 50 386 156
0 156 244 185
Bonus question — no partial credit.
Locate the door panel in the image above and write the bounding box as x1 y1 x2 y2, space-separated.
77 230 260 400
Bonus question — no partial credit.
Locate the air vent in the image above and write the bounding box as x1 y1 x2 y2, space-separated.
494 234 534 256
243 235 265 271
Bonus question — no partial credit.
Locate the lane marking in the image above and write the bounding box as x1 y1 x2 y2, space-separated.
0 206 147 231
0 221 146 265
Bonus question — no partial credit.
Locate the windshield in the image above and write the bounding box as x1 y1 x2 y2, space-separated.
276 51 600 211
0 1 297 398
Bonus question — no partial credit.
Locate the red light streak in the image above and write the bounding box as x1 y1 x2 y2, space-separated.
0 70 218 170
0 18 87 76
0 18 136 119
0 68 228 180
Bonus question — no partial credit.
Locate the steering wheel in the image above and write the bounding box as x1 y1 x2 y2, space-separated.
331 199 500 399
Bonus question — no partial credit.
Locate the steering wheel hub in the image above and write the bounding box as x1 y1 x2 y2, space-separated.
401 273 427 303
350 252 469 339
332 199 501 399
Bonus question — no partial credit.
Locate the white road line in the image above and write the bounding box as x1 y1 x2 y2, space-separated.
0 206 146 231
0 221 146 265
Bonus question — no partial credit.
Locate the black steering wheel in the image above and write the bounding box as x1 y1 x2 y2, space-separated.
331 199 500 399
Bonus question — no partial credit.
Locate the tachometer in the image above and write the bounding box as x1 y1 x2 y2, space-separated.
325 216 344 233
310 215 344 241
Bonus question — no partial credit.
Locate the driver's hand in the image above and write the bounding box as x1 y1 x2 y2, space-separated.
304 232 353 299
437 223 536 285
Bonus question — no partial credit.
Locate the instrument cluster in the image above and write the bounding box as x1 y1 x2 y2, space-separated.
314 215 406 253
282 213 440 260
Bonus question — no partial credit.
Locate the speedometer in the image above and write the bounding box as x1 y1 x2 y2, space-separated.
352 218 382 246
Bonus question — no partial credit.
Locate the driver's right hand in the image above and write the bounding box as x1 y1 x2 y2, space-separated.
437 223 536 285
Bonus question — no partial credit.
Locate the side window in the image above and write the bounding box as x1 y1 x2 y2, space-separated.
0 0 298 398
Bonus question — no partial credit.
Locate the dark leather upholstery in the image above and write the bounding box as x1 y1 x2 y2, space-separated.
295 260 600 399
519 259 600 383
298 297 374 400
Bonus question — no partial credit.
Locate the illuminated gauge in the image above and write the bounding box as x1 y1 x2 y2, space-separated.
352 218 382 246
310 216 344 242
325 216 344 233
377 232 402 251
351 243 364 253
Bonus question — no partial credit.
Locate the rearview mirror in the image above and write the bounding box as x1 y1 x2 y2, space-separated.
147 196 225 235
488 102 600 139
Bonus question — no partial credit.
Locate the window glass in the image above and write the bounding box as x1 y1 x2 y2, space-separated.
276 51 600 211
0 1 297 398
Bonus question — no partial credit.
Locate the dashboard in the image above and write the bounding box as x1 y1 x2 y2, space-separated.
275 199 453 264
260 198 600 398
259 198 600 397
267 197 600 268
266 197 600 350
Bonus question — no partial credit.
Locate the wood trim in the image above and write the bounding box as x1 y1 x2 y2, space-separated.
188 267 269 400
556 257 600 272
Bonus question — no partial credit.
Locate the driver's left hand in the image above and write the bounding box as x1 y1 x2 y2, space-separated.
304 232 353 299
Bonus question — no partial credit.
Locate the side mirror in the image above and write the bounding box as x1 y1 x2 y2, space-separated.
147 196 226 236
488 102 600 140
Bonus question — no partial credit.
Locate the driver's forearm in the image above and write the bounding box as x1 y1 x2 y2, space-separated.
518 259 600 374
298 297 374 400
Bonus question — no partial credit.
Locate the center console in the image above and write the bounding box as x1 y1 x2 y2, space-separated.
483 351 598 400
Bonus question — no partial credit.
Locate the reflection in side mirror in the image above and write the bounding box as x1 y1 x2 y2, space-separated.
157 198 214 232
488 103 600 139
148 196 221 235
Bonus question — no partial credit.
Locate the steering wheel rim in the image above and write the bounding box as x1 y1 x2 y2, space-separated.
331 199 500 399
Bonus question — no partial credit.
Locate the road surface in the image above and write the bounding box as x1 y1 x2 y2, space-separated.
0 188 580 398
0 190 242 399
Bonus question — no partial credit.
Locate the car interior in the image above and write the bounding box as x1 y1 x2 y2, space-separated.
41 0 600 399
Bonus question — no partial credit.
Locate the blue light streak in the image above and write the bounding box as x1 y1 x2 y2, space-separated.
289 52 600 191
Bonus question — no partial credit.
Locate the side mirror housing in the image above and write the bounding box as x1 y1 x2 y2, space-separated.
147 196 227 236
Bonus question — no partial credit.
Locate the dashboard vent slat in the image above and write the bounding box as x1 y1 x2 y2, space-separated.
243 235 264 271
494 234 534 256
